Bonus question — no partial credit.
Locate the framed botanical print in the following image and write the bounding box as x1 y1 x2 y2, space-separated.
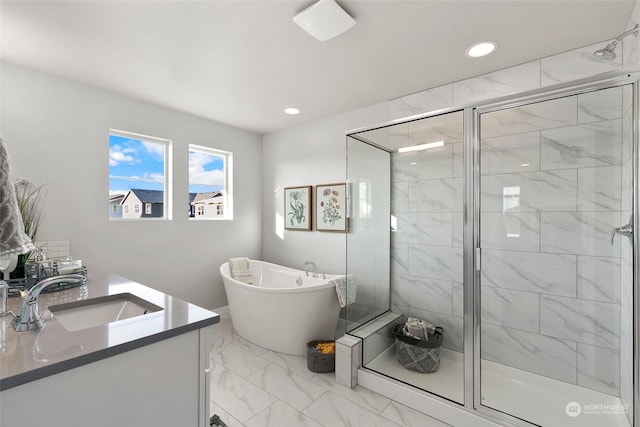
284 186 312 231
316 183 347 232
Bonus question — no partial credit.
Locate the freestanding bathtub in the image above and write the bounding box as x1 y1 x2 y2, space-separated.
220 260 341 356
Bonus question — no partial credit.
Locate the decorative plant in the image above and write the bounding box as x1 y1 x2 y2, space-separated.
14 179 47 264
288 190 306 226
320 188 342 225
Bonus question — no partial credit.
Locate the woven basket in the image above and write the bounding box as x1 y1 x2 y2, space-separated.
393 324 443 373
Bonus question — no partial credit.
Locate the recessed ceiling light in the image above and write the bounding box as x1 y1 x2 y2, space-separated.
284 107 300 115
466 41 498 58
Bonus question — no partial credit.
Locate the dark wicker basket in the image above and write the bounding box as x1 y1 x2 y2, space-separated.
307 340 336 373
393 324 443 373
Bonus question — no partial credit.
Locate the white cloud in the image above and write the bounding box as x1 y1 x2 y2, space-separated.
145 173 165 182
109 145 136 166
190 169 224 186
189 152 224 186
142 141 165 159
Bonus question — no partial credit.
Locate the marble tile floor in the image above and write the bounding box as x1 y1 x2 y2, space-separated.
209 314 451 427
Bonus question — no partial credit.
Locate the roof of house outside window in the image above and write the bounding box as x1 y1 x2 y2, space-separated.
192 191 222 203
121 189 164 205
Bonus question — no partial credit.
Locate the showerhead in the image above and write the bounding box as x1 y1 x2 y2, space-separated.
594 24 639 60
594 41 618 60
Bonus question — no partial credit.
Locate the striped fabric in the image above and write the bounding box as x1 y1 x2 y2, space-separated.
0 139 34 259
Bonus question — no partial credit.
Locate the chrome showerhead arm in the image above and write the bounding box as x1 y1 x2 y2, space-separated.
594 24 639 60
613 24 639 43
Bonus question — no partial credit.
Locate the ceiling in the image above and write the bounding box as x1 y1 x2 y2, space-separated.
0 1 635 135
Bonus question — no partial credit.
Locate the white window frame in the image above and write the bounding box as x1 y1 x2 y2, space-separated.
109 129 172 221
188 144 233 220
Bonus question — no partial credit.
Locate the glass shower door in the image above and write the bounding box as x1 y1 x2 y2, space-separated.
477 84 634 426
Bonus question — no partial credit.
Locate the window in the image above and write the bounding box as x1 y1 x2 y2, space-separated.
109 129 171 220
188 145 232 220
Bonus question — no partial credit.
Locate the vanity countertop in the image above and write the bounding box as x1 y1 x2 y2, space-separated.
0 266 219 391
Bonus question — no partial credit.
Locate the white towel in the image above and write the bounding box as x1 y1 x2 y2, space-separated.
229 257 253 284
0 139 35 259
331 275 357 308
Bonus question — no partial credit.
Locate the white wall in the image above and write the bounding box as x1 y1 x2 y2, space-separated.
261 103 388 276
0 62 262 310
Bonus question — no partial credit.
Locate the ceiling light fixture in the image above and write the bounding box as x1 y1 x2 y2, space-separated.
284 107 300 115
293 0 356 41
466 41 498 58
398 141 444 153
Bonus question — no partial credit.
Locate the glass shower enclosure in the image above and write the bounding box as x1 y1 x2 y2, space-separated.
345 77 637 427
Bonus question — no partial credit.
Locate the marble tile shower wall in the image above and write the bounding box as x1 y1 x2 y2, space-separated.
389 42 631 398
390 111 465 355
620 86 634 421
479 86 627 398
620 3 640 420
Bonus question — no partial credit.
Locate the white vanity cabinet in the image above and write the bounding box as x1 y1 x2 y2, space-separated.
1 327 211 426
0 268 218 426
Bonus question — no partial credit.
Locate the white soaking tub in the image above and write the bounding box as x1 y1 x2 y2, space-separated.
219 260 340 355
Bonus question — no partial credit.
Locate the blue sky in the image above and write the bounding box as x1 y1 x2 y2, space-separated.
109 134 224 195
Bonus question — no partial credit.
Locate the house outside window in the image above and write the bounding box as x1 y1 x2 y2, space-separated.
188 145 233 220
109 129 172 220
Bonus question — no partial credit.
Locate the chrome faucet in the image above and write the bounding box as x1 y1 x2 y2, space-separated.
12 274 85 332
303 261 318 278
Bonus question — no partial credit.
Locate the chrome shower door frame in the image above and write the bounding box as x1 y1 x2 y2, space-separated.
345 70 640 427
471 73 640 427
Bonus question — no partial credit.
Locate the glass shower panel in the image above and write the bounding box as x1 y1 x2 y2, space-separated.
348 110 466 405
478 85 633 427
345 135 391 331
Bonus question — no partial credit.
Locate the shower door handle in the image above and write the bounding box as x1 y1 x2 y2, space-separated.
611 219 633 244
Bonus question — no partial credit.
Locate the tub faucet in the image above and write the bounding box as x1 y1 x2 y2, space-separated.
12 274 85 332
303 261 318 278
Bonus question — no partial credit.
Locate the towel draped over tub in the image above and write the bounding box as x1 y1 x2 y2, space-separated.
330 275 357 308
229 257 253 284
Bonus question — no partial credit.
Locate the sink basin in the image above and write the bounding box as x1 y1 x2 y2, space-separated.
48 293 163 332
